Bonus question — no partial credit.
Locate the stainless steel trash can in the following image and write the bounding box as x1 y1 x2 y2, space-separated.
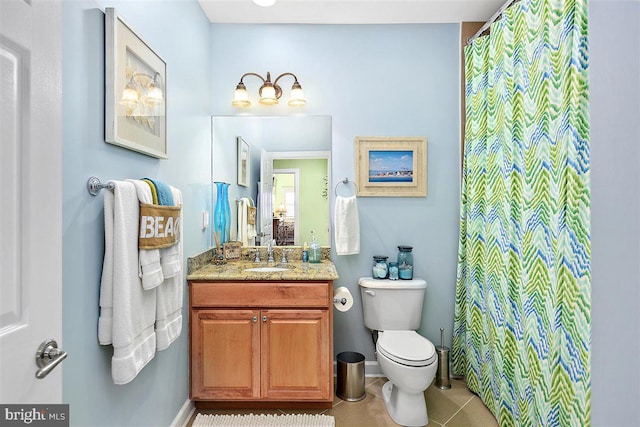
336 351 365 401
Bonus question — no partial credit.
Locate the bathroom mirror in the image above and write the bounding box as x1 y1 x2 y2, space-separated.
211 116 332 247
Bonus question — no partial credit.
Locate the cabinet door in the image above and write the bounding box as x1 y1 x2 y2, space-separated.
261 309 331 400
191 309 260 399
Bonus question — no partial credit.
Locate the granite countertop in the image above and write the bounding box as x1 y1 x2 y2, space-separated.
187 247 338 281
187 260 339 281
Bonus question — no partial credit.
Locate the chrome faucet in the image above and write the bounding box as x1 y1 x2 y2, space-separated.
266 240 275 263
281 248 292 263
251 248 261 263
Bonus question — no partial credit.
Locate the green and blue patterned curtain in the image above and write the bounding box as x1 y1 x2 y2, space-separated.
453 0 590 425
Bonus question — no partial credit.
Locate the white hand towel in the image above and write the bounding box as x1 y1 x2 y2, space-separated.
98 181 157 384
334 195 360 255
156 186 183 350
127 179 164 290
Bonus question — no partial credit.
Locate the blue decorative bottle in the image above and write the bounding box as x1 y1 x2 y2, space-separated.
213 182 231 244
222 182 230 243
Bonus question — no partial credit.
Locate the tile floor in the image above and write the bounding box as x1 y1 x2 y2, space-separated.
188 377 499 427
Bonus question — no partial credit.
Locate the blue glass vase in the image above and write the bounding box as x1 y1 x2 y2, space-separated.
213 182 231 244
222 183 231 243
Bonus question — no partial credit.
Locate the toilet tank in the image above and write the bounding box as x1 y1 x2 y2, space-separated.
359 277 427 331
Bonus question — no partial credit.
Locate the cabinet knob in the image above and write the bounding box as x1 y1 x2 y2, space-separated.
262 315 267 322
252 316 258 323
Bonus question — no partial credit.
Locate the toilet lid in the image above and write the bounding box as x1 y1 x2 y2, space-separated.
377 331 436 367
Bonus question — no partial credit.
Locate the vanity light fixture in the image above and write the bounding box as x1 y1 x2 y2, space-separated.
119 72 164 111
252 0 277 6
232 71 306 108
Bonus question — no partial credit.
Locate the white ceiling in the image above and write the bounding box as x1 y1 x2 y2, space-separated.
197 0 504 24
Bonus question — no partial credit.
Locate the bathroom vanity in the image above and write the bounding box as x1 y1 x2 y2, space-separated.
187 250 338 409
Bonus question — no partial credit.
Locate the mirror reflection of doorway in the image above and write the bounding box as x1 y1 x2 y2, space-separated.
271 156 330 246
273 170 298 246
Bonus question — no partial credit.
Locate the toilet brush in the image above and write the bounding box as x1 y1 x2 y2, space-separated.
435 328 451 390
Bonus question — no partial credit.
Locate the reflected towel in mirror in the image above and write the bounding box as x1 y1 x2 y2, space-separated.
238 197 256 246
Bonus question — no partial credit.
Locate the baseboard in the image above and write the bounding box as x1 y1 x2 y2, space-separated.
170 398 195 427
333 360 383 377
365 361 383 376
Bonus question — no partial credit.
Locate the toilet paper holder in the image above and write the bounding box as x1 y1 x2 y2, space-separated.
333 286 354 312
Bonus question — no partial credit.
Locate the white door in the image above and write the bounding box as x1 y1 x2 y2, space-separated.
0 0 63 403
259 149 273 245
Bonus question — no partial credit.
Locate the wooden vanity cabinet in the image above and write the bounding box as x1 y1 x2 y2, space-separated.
189 281 333 408
191 309 261 399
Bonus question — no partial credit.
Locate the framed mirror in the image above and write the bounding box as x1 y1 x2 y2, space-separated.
211 116 332 247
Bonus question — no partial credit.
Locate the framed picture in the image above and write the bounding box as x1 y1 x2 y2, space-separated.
105 8 167 159
354 136 427 197
237 137 250 187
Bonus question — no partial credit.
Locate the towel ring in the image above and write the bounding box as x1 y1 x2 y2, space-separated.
334 177 358 197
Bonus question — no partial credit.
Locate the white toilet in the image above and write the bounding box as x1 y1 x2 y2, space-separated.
359 277 437 427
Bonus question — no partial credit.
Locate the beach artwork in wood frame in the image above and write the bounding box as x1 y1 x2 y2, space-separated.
354 136 427 197
105 8 167 159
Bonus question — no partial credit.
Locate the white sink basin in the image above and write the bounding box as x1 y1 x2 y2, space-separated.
244 266 291 273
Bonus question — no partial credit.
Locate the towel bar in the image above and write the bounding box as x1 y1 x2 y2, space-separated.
87 176 115 196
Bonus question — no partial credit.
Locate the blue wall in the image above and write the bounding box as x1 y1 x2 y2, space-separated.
61 0 211 425
209 24 461 359
57 3 640 425
590 1 640 425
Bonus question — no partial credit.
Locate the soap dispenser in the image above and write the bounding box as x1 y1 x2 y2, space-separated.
308 230 321 263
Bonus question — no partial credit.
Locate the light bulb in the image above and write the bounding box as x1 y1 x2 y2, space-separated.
288 84 306 107
259 84 278 105
232 83 250 107
252 0 276 7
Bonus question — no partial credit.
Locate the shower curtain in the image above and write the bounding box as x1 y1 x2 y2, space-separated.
452 0 590 426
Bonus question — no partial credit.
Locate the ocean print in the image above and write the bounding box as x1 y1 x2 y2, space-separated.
368 150 413 183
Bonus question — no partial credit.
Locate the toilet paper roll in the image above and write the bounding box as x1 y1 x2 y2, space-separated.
333 286 354 312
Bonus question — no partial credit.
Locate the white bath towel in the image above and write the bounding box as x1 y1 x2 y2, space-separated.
334 195 360 255
160 244 180 279
127 179 164 290
159 185 181 279
156 186 183 350
98 181 157 384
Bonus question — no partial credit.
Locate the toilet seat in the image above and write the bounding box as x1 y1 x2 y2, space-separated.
377 331 436 367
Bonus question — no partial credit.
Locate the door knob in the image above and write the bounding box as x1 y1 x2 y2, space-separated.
35 339 67 379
